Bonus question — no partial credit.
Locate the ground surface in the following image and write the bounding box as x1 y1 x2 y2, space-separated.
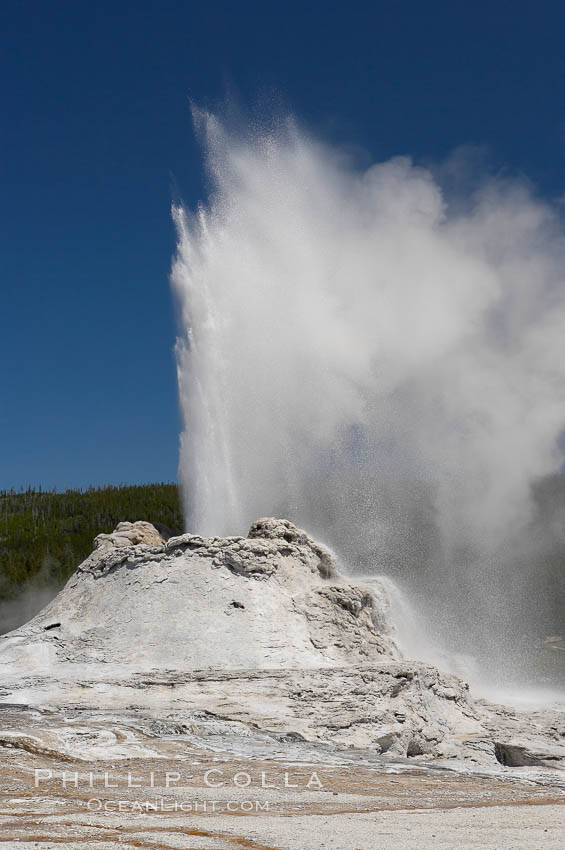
1 522 564 847
0 706 563 849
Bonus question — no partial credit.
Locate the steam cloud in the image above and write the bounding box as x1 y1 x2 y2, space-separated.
171 111 565 686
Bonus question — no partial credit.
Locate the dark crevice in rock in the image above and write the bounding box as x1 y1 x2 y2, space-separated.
493 741 557 767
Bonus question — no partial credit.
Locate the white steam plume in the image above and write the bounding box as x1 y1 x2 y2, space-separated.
171 111 565 682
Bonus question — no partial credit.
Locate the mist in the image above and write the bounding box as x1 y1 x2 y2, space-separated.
171 111 565 690
0 554 61 636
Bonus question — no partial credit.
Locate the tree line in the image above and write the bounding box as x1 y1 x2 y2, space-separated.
0 483 184 603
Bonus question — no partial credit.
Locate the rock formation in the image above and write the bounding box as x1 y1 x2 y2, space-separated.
0 518 564 768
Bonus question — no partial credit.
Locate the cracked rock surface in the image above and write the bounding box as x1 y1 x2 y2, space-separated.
0 518 564 769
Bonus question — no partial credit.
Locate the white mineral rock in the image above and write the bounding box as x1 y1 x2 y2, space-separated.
0 518 563 767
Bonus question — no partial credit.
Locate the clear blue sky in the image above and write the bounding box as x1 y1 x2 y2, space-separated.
2 1 565 491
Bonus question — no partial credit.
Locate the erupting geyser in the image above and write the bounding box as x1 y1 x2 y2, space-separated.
171 110 565 692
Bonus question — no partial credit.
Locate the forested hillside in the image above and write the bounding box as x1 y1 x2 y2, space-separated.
0 483 183 605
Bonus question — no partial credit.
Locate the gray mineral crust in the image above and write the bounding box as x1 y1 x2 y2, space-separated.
0 518 564 768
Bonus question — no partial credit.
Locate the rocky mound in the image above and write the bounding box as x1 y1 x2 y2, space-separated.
0 519 564 767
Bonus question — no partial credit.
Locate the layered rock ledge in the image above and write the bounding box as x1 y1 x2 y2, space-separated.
0 519 564 767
